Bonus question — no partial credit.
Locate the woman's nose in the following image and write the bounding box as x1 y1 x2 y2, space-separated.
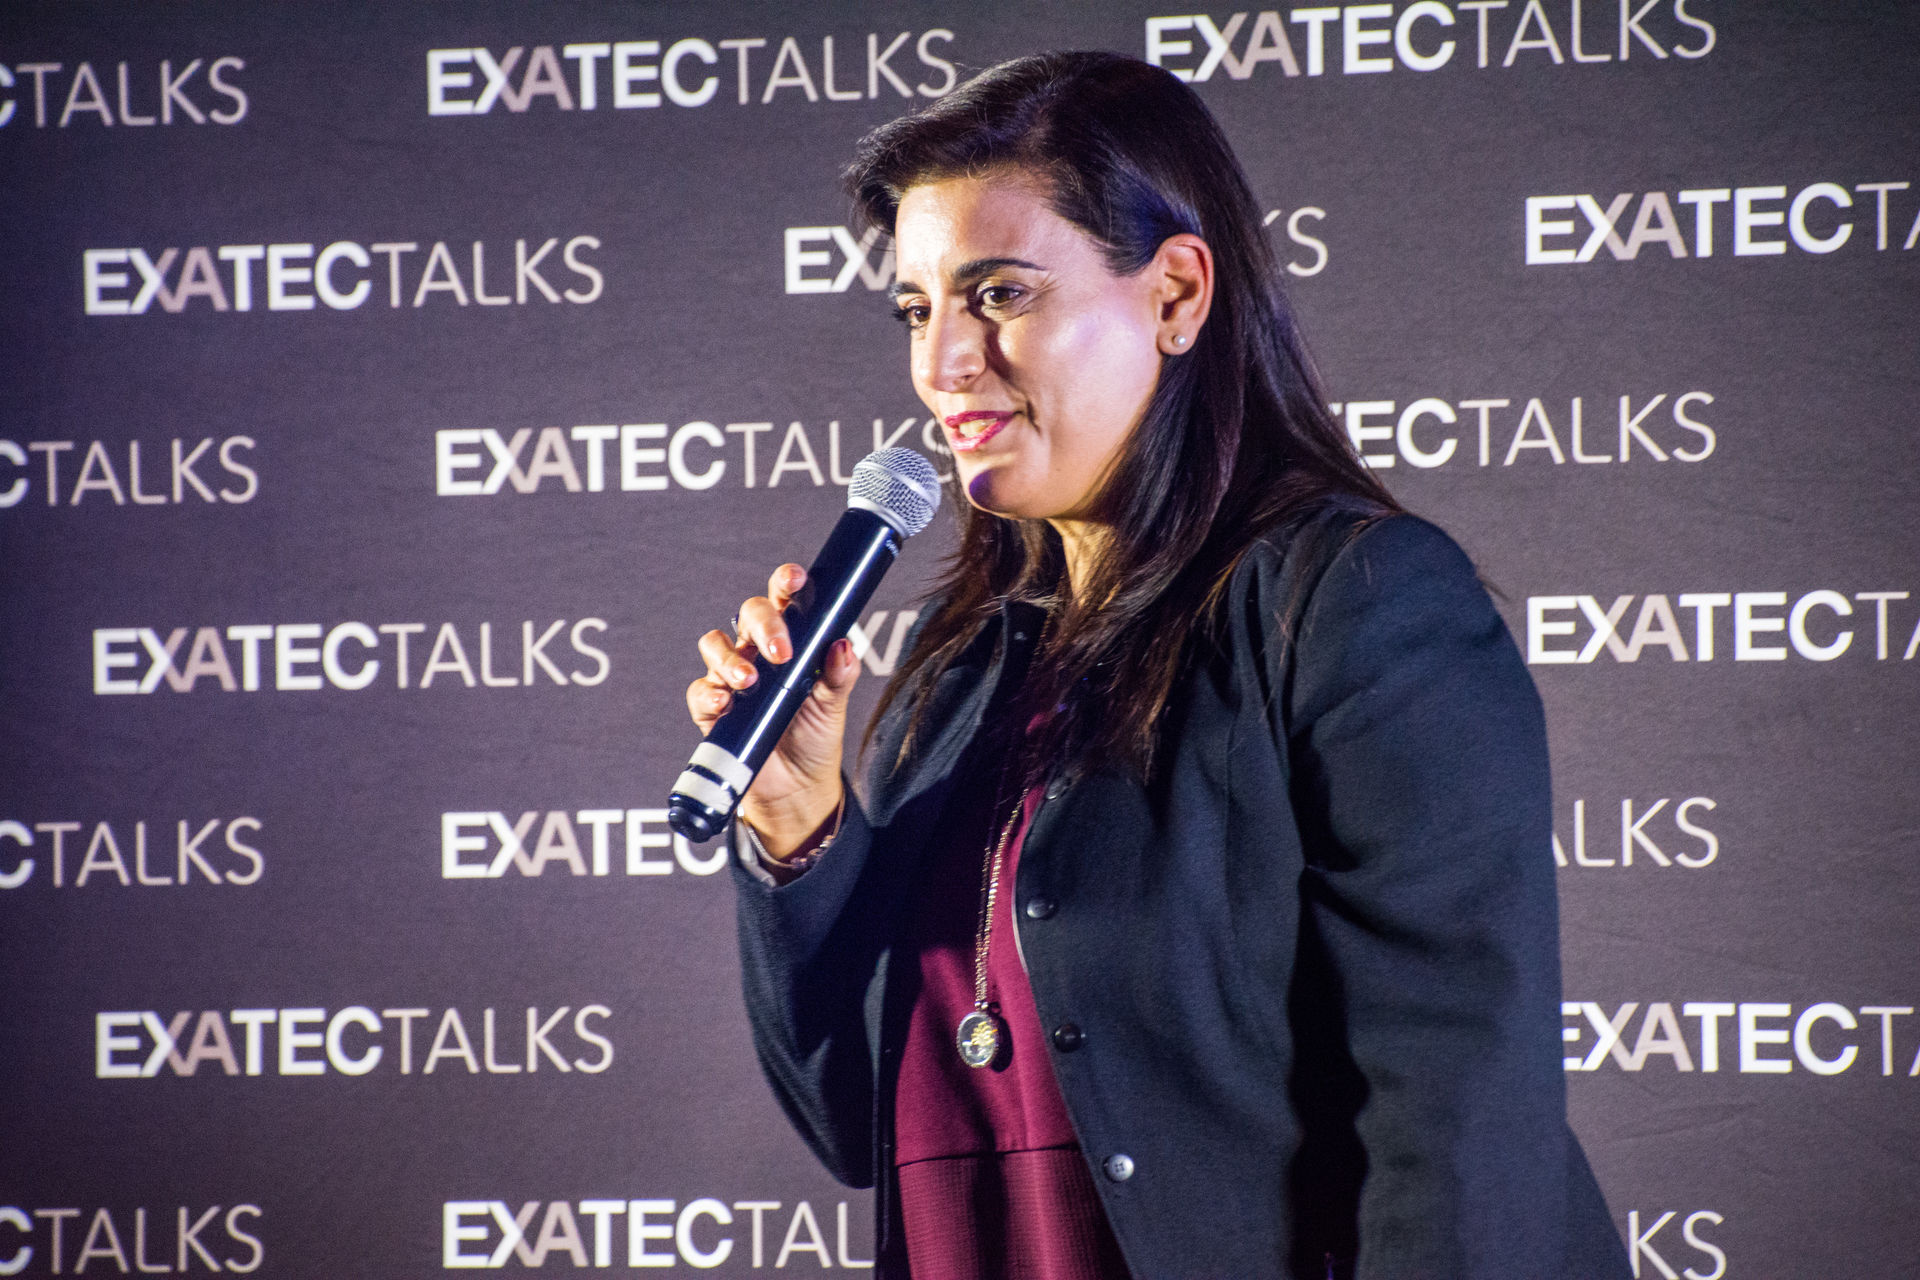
919 306 987 392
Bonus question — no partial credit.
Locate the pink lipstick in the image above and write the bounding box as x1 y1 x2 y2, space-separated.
944 411 1012 452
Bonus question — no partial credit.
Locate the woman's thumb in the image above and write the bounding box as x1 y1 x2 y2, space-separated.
818 637 862 698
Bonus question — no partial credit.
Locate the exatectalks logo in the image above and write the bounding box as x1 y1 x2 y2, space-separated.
426 29 957 117
1147 3 1716 83
1525 181 1919 264
1525 590 1919 665
82 237 602 316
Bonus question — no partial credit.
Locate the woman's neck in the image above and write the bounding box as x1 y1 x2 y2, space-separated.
1050 517 1106 603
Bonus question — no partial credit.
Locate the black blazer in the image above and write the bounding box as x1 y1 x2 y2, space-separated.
732 508 1631 1279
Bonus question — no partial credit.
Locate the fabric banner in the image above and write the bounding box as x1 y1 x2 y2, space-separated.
2 3 1914 1275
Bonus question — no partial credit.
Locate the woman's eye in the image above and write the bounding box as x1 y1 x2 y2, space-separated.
978 285 1022 309
891 302 930 329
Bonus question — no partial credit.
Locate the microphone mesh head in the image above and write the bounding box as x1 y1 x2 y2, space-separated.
848 447 941 537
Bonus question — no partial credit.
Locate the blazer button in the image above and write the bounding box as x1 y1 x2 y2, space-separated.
1051 1022 1084 1052
1044 776 1067 800
1103 1153 1135 1182
1024 896 1057 920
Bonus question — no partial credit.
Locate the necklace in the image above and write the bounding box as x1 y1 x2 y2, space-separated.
956 608 1055 1070
956 801 1023 1069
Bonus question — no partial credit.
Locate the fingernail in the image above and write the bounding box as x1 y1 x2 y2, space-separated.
733 664 755 683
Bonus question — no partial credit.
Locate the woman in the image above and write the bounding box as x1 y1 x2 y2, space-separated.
689 52 1630 1280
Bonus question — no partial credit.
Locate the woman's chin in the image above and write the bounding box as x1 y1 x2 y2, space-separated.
962 471 1030 520
962 467 1086 526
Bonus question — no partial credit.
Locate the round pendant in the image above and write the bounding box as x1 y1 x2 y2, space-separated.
956 1009 1004 1069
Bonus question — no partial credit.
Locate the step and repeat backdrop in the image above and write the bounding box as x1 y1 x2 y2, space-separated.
2 2 1914 1276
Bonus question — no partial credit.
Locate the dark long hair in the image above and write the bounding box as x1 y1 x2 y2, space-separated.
850 51 1398 781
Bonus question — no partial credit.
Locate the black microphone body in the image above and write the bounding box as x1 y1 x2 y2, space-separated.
670 446 940 842
666 509 901 842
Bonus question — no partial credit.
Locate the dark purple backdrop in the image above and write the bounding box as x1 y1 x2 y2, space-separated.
3 3 1916 1276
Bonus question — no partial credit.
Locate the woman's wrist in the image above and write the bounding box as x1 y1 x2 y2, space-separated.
739 783 844 864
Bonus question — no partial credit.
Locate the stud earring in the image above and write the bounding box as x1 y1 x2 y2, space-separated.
1172 334 1188 347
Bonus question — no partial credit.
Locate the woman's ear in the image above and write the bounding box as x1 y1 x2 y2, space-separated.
1152 233 1214 355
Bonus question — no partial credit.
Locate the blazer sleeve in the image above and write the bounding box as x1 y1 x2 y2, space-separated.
1281 515 1580 1278
731 786 891 1188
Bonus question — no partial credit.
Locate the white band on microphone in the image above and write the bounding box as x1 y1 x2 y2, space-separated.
690 742 754 794
671 767 736 814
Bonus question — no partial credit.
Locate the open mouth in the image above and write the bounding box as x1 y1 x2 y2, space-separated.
944 411 1012 452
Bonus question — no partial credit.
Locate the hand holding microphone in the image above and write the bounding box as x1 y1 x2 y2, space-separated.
674 448 941 852
683 562 854 860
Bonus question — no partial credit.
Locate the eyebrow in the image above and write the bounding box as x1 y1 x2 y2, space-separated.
889 256 1048 300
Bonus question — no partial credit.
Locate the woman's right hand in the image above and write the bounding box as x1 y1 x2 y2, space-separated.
686 563 859 861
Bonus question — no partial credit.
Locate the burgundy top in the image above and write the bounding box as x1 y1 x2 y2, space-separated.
892 781 1132 1279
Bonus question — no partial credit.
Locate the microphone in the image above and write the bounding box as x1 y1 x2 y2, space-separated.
668 447 942 842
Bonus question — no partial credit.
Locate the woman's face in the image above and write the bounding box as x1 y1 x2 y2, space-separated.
890 174 1171 526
